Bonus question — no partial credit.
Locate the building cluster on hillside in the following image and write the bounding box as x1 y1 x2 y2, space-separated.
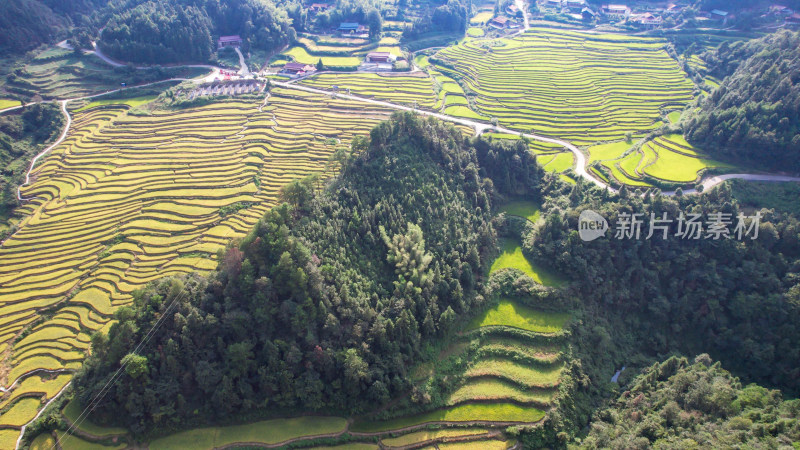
188 80 264 99
533 0 798 28
489 16 521 29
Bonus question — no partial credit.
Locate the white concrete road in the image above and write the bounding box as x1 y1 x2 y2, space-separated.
516 0 530 30
235 47 250 77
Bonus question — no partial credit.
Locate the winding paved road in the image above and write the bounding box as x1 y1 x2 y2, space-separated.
16 100 69 201
3 63 799 201
271 80 800 194
272 80 604 190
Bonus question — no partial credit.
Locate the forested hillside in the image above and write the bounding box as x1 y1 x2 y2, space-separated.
528 183 800 397
0 0 73 53
582 355 800 448
74 113 545 434
99 0 293 64
685 30 800 172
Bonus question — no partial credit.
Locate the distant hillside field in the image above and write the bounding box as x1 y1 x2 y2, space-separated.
432 28 696 145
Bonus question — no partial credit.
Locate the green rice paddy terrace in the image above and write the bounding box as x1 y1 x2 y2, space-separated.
432 28 696 145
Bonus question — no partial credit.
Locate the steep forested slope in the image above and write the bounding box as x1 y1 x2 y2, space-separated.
528 183 800 397
74 113 544 433
582 355 800 448
99 0 293 64
685 30 800 172
0 0 72 54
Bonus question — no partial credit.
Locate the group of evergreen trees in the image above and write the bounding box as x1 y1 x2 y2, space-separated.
73 113 544 434
527 182 800 398
0 0 103 54
685 30 800 172
99 0 292 64
582 355 800 448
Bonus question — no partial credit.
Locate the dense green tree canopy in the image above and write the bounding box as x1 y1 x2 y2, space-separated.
74 113 544 434
582 355 800 448
527 183 800 396
685 30 800 172
99 0 292 64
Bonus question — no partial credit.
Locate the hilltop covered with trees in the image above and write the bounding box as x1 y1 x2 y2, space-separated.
99 0 293 64
582 355 800 448
527 182 800 398
0 0 104 53
685 30 800 172
74 113 544 433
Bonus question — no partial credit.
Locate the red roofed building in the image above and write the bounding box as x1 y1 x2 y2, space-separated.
218 35 243 49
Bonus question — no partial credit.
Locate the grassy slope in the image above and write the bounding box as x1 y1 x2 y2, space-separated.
466 299 570 334
0 99 21 110
72 96 158 113
62 399 127 437
350 403 545 433
498 200 540 223
149 417 347 449
490 238 566 287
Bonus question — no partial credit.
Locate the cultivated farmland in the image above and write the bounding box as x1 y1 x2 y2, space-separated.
432 28 696 145
0 88 392 439
300 72 439 109
283 46 361 68
2 47 206 100
349 227 570 444
593 134 735 187
490 237 566 287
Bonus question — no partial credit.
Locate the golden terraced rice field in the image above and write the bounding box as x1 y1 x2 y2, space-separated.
0 88 392 438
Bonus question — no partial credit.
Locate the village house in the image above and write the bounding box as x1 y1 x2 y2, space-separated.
218 35 243 49
506 3 520 15
365 52 396 63
602 4 630 18
489 16 511 28
787 12 800 25
582 6 597 20
309 3 330 13
337 22 369 35
282 62 316 77
633 12 662 27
